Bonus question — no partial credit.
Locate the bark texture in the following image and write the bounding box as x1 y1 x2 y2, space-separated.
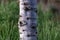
18 0 37 40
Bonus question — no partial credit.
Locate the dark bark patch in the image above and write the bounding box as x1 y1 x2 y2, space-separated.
27 34 35 37
27 35 30 37
20 21 23 25
24 6 37 12
27 17 36 20
20 15 22 17
31 26 36 29
20 21 27 26
35 9 37 13
24 6 31 11
36 32 37 34
27 17 30 20
23 2 29 5
31 23 37 29
23 30 26 31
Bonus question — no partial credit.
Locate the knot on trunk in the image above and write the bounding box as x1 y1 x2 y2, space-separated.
20 21 27 26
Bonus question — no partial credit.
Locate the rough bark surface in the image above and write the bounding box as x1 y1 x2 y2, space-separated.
18 0 37 40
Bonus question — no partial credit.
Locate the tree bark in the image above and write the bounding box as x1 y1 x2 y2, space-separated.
4 0 8 5
18 0 37 40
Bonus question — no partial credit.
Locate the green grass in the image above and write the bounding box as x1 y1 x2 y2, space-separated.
0 1 60 40
0 2 19 40
37 4 60 40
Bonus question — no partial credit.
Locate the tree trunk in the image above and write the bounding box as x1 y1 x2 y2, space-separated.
18 0 37 40
4 0 8 5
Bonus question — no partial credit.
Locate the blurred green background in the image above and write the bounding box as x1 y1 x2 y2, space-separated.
0 0 60 40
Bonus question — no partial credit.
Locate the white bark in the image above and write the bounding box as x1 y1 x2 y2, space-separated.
18 0 37 40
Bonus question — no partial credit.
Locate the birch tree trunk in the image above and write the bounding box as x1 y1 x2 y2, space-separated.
18 0 37 40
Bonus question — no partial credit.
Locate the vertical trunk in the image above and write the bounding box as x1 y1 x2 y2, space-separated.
18 0 37 40
1 0 8 5
0 0 2 4
4 0 8 5
4 0 8 3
